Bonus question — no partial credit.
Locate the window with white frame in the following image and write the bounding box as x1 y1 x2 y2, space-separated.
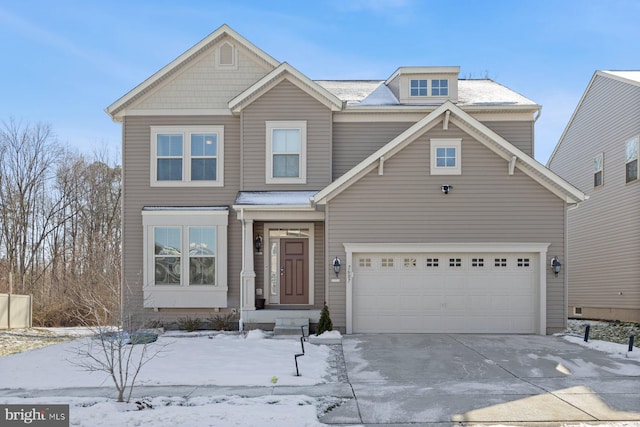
151 126 224 187
410 79 427 97
265 121 307 184
142 208 228 308
430 138 462 175
593 153 603 187
625 136 639 183
431 79 448 96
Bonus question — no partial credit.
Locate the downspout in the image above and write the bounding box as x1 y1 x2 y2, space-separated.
239 208 244 332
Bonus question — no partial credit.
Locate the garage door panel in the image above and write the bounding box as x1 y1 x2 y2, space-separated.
353 252 538 334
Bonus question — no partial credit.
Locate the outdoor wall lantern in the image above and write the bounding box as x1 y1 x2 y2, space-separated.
441 185 453 194
550 256 562 276
332 256 341 278
254 235 263 253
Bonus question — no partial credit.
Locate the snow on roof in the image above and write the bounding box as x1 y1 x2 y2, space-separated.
457 80 536 106
315 80 383 105
234 191 317 205
602 70 640 85
315 79 536 107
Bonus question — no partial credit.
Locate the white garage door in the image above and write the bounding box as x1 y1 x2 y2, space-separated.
352 253 538 333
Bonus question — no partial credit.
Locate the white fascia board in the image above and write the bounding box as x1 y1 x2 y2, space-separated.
385 66 461 84
121 108 233 117
312 102 451 205
229 63 343 113
448 109 585 204
600 70 640 88
106 24 279 119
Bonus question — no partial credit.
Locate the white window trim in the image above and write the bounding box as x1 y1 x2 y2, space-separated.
409 79 428 97
594 152 604 187
150 126 224 187
431 138 462 175
265 121 307 184
142 209 228 308
431 79 449 97
625 136 639 183
215 41 238 70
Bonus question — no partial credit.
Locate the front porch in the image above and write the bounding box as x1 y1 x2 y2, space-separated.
233 191 326 331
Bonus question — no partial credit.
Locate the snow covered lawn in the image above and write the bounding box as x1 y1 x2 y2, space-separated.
0 329 339 426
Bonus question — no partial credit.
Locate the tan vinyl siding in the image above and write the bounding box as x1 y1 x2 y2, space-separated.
121 115 242 327
241 80 332 190
332 122 413 180
484 121 534 157
549 75 640 318
133 40 270 111
326 124 566 332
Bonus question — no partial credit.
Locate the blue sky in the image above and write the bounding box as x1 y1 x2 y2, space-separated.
0 0 638 163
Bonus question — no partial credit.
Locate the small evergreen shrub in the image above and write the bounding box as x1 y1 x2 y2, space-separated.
177 316 202 332
316 302 333 336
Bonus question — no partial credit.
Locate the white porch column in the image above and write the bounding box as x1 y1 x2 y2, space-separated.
241 219 256 311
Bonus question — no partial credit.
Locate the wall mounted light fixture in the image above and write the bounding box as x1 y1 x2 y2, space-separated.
441 185 453 194
254 235 263 253
332 256 341 278
550 256 561 276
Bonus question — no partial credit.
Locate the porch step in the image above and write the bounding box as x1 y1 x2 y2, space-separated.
273 317 309 336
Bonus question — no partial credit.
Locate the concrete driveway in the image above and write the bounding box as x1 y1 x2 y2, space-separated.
322 334 640 426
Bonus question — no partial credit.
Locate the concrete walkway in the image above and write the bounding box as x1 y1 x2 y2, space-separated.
321 334 640 426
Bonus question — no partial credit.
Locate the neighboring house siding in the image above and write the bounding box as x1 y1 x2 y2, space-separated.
241 80 332 190
549 75 640 321
326 124 566 332
121 115 242 327
332 122 413 179
483 121 534 157
132 40 271 111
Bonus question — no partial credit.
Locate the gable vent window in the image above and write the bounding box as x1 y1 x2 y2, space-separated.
494 258 507 267
426 258 439 267
449 258 462 267
593 153 603 187
216 41 237 69
625 136 639 183
517 258 530 267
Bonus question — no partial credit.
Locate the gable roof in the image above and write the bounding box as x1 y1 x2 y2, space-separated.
311 100 584 205
228 62 343 113
105 24 279 120
547 70 640 166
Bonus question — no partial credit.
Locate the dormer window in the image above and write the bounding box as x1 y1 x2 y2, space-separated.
431 79 448 96
410 79 427 97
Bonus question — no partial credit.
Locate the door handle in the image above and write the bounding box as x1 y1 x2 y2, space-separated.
280 266 285 276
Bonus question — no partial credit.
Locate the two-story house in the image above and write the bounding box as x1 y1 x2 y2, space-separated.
548 70 640 323
106 25 584 335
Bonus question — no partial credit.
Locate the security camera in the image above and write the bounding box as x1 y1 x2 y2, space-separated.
441 185 453 194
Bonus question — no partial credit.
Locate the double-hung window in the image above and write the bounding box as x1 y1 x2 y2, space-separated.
151 126 224 187
142 208 228 308
625 136 639 183
266 121 307 184
431 138 462 175
593 153 603 187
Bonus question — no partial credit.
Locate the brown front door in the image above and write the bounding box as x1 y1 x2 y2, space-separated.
280 238 309 304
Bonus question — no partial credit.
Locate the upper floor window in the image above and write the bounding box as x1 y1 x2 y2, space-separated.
266 121 307 184
431 138 462 175
410 79 427 97
625 136 639 183
431 79 448 96
593 153 603 188
150 126 224 187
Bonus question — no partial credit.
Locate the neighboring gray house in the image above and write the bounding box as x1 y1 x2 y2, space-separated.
106 25 584 335
548 71 640 323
